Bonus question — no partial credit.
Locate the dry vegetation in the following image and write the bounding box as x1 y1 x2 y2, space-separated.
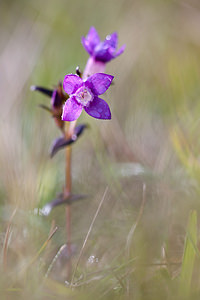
1 0 200 299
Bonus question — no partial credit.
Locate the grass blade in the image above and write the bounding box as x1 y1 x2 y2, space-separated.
179 210 197 298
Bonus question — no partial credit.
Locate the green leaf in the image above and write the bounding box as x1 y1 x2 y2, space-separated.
179 210 197 298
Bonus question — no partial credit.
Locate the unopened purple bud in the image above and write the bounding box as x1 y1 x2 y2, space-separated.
51 82 65 109
31 81 67 131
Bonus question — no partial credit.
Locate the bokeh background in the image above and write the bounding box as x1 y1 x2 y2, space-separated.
1 0 200 299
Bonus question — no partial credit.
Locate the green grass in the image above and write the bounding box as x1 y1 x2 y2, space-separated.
1 0 200 299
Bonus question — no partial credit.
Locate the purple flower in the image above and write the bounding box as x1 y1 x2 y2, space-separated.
62 73 114 121
31 82 67 131
82 27 125 63
51 83 65 109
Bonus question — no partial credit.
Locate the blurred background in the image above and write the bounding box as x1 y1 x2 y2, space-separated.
1 0 200 299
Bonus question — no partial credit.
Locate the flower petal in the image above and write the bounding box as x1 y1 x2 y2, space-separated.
87 27 100 46
85 73 114 95
81 37 93 56
104 32 118 48
81 27 100 55
93 34 125 62
62 96 83 121
51 89 62 108
94 44 114 62
114 44 126 58
84 97 111 119
94 43 125 62
63 74 83 95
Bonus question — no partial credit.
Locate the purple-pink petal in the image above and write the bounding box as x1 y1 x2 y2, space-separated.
84 97 111 119
86 27 100 48
82 27 100 55
105 32 118 48
63 74 83 95
62 96 83 121
81 37 93 56
94 45 114 62
115 44 126 58
94 42 125 62
85 73 114 95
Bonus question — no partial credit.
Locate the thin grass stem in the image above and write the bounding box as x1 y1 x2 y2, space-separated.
3 208 17 272
70 187 108 286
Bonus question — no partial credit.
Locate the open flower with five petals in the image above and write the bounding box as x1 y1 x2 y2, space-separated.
62 73 114 121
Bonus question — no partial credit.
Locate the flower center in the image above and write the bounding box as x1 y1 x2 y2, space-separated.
75 86 93 106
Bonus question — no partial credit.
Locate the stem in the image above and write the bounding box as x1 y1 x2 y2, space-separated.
65 144 72 196
63 58 97 279
64 120 78 280
64 121 72 280
83 57 105 79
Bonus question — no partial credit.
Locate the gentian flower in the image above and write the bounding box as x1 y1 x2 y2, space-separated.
31 82 67 131
51 82 66 109
82 27 125 78
82 27 125 63
50 82 67 130
62 73 114 121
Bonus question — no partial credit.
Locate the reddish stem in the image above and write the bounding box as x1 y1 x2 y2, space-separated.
64 123 72 280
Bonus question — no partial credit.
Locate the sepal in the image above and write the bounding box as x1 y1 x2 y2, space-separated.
50 124 88 158
31 85 53 97
41 193 87 216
